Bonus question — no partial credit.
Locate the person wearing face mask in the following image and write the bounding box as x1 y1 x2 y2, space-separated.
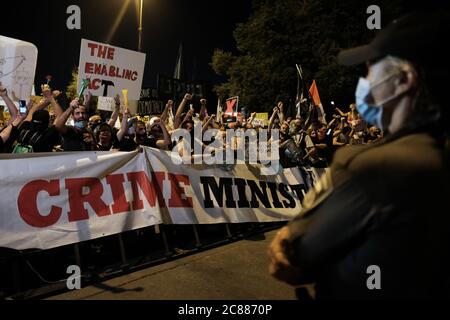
268 11 450 300
54 98 96 151
118 119 171 151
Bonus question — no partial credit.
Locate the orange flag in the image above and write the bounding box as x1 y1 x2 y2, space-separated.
309 80 322 106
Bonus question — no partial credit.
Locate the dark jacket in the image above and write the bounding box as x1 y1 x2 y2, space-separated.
286 125 450 299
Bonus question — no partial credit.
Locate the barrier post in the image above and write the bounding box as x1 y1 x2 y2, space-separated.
225 223 233 239
73 244 81 267
192 225 202 248
117 234 128 269
159 225 172 257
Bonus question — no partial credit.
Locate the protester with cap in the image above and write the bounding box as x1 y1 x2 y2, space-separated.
268 11 450 299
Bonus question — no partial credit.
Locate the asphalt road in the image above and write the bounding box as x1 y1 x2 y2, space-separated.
48 229 299 300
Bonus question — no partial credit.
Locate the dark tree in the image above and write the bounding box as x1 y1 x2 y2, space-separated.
211 0 411 115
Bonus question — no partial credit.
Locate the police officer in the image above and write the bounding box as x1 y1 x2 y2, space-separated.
268 12 450 299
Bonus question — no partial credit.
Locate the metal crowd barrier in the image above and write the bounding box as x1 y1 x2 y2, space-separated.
0 222 286 300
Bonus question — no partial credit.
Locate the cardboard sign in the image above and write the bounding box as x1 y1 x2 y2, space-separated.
225 96 239 115
78 39 146 100
0 36 38 101
97 96 115 112
252 113 269 127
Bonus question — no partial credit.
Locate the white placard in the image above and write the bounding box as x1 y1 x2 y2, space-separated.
77 39 146 100
97 96 115 112
0 36 38 101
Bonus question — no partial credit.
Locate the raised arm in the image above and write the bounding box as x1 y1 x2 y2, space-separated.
24 88 56 122
108 94 121 127
327 117 337 129
155 121 172 149
116 106 129 142
49 91 64 118
248 112 256 125
335 107 346 117
268 107 279 132
84 91 93 115
0 84 18 121
175 93 192 118
0 123 13 144
55 99 78 134
182 108 195 124
277 102 285 124
174 93 192 129
161 100 173 123
1 115 24 143
199 99 208 121
202 115 215 133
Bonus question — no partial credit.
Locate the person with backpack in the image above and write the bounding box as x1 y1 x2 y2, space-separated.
11 88 62 153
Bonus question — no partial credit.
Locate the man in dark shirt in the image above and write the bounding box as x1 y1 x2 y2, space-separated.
12 109 61 153
55 98 96 151
268 12 450 299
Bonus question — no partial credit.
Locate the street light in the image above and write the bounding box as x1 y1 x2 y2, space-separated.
138 0 143 52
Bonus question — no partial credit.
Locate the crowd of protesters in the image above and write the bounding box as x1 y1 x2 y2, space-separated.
0 84 382 169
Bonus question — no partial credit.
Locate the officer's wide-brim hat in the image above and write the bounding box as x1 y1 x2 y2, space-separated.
338 11 450 67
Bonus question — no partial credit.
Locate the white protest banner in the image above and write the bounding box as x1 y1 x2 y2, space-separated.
97 96 115 112
0 150 161 250
144 148 309 225
0 36 38 101
77 39 146 100
0 148 326 250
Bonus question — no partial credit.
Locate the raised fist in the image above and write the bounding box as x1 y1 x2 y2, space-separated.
114 94 121 106
0 85 8 97
184 93 193 101
42 86 53 99
200 99 207 105
84 91 92 103
70 98 80 109
277 102 284 110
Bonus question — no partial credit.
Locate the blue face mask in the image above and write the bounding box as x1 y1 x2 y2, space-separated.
74 121 88 130
355 73 404 130
355 78 384 129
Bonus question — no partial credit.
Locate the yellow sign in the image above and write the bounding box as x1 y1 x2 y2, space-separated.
122 89 129 107
255 113 269 120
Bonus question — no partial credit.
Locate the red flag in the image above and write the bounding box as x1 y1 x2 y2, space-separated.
309 80 322 106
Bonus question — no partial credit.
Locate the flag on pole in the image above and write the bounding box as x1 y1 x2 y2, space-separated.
295 64 310 119
217 98 223 124
174 43 184 80
309 80 327 124
168 105 175 130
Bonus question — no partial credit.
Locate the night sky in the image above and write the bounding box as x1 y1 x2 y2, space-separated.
1 0 252 92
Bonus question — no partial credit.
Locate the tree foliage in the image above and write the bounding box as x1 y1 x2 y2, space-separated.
211 0 408 114
66 68 79 101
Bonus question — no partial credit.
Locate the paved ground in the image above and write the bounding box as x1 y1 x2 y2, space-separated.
48 229 299 300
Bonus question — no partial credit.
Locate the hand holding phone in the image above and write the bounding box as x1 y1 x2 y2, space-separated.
19 100 27 114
